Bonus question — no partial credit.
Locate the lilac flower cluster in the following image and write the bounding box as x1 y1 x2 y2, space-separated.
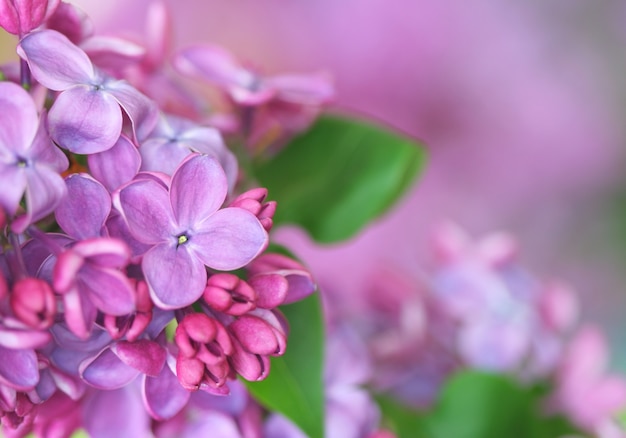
0 1 323 436
356 222 626 438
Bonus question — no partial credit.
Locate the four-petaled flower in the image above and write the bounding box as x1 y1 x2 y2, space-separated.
114 154 268 309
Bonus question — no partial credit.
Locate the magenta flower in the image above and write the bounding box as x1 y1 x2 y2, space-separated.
52 237 136 339
17 29 158 154
114 154 268 309
0 81 67 233
0 0 59 36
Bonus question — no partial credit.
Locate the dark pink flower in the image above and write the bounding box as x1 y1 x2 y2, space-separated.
0 0 59 36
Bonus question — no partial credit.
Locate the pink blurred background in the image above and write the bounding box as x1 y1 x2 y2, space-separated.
12 0 626 365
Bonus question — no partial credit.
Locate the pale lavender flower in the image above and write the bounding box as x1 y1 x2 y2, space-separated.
139 114 238 190
17 29 158 154
174 44 333 107
0 81 67 233
174 43 333 150
114 154 268 309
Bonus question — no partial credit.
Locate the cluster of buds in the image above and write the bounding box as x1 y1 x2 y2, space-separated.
0 1 322 435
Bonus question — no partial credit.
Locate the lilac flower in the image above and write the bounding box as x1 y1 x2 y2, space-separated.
17 29 158 154
0 81 67 233
114 154 268 309
139 114 238 190
174 43 333 150
52 237 136 339
175 44 333 107
0 0 59 36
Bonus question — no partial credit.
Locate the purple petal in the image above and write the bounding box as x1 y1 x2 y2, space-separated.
264 414 307 438
81 35 146 70
170 154 227 229
114 178 176 244
0 325 51 349
83 385 151 437
48 85 122 154
17 29 94 90
111 340 166 377
12 163 67 233
63 286 97 339
55 174 110 239
283 272 316 305
191 208 268 271
106 213 153 261
26 112 68 172
139 137 194 175
266 73 334 105
80 347 139 389
143 243 207 309
174 44 244 89
0 82 38 156
79 265 135 316
72 238 130 267
106 80 159 142
179 126 238 190
143 363 190 420
0 346 39 390
88 135 141 192
0 163 27 216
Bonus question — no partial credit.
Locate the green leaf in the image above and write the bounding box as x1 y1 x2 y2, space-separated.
376 394 430 438
253 114 427 243
243 293 325 438
423 370 584 438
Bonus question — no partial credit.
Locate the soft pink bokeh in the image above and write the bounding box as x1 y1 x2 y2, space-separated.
72 0 626 363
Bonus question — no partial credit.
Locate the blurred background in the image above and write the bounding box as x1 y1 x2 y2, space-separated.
5 0 626 366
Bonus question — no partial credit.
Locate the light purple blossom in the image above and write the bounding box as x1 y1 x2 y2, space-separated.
0 81 67 233
17 29 158 154
114 154 268 309
139 114 238 190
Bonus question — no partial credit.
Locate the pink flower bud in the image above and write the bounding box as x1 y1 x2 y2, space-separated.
229 188 275 231
229 337 270 382
248 253 316 305
229 313 286 356
175 313 217 358
10 278 55 329
203 273 256 315
174 313 235 390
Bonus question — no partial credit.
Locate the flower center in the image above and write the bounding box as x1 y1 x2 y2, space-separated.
177 234 189 246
